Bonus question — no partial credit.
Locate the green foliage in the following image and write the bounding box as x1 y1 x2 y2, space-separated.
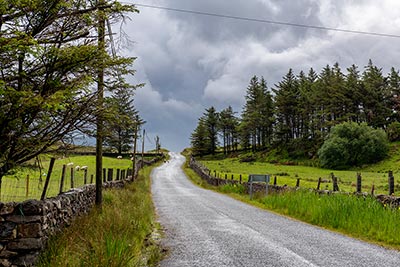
0 0 140 180
103 87 144 154
318 122 389 169
387 121 400 142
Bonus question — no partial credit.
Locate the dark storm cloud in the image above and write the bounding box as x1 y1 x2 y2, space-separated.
124 0 400 151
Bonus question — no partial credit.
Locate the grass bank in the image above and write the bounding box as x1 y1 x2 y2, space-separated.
183 158 400 250
37 164 164 267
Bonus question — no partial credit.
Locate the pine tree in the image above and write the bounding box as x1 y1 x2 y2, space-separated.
361 60 391 128
190 117 209 156
273 69 299 144
103 87 142 154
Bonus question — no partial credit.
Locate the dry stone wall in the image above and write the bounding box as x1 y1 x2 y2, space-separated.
0 156 163 267
0 180 124 267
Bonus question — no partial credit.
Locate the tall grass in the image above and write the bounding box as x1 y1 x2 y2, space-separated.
37 164 163 267
258 190 400 248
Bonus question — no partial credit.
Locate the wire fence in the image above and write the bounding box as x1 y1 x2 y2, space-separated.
0 165 133 203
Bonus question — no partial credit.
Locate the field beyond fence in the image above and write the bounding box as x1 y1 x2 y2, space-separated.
0 155 145 202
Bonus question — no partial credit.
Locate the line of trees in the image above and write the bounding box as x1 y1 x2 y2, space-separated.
191 60 400 158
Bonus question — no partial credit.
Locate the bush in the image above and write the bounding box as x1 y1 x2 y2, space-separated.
386 121 400 142
318 122 388 169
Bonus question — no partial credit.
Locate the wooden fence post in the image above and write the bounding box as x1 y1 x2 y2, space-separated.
331 173 339 191
239 174 242 184
388 171 394 195
84 169 88 184
296 178 300 187
371 184 375 196
317 177 321 190
26 175 29 198
231 174 234 180
90 174 94 184
225 174 227 180
70 167 74 189
41 158 55 200
103 168 106 182
273 176 277 185
356 173 362 193
121 170 125 180
107 168 113 181
116 169 120 180
59 164 66 194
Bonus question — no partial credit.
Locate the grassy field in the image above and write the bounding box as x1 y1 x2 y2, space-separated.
199 147 400 196
0 155 135 202
37 163 164 267
182 158 400 250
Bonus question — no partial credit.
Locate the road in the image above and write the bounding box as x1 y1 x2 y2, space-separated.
151 152 400 267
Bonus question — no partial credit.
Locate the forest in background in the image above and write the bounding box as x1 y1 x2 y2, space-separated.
191 60 400 167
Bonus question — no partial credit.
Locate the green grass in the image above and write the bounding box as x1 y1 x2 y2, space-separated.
0 155 134 202
199 157 399 196
37 164 164 267
259 190 400 249
182 157 400 250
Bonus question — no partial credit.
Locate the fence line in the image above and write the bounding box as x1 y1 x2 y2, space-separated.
0 157 163 203
189 157 400 208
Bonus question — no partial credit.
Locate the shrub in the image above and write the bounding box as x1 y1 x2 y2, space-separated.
318 122 388 169
386 121 400 142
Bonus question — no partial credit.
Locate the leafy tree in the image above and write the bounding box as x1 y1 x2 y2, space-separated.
318 122 388 169
0 0 138 181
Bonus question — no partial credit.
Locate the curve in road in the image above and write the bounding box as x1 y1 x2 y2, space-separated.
151 152 400 267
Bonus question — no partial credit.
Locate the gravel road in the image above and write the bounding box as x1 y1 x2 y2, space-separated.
151 152 400 267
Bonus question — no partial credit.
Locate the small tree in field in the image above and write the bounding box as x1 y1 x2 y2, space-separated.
318 122 388 169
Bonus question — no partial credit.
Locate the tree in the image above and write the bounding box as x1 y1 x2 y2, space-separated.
360 60 391 128
219 106 239 154
204 107 219 154
273 69 299 144
241 76 274 151
318 122 388 169
103 86 143 154
0 0 138 182
190 117 210 156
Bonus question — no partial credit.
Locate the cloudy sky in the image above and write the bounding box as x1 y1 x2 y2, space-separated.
121 0 400 152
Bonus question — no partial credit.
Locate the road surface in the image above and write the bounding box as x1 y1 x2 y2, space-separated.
151 152 400 267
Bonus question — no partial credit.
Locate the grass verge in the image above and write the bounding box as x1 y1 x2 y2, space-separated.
37 164 164 267
182 158 400 250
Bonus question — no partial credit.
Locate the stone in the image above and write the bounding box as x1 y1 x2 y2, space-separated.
17 223 43 238
0 250 17 257
17 200 43 216
6 215 41 224
13 252 39 267
0 258 11 267
7 238 43 250
0 203 15 216
0 222 16 239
